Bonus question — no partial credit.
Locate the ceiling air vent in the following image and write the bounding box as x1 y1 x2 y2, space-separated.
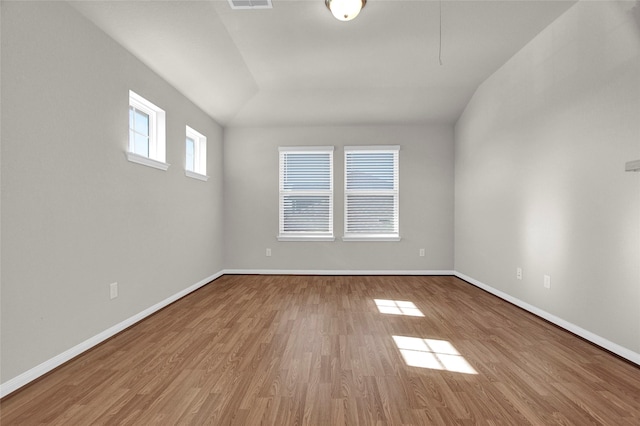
227 0 272 10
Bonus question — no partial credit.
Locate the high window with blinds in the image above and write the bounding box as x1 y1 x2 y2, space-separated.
344 146 400 241
278 146 334 241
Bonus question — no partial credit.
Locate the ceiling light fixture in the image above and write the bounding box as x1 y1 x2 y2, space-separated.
325 0 366 22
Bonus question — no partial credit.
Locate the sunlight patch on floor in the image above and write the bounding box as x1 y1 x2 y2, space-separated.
374 299 424 317
392 335 477 374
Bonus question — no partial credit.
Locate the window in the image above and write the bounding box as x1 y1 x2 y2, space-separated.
127 90 168 170
344 146 400 241
185 125 208 181
278 146 334 241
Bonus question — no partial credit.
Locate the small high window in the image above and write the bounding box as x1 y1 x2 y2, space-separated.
127 90 168 170
185 126 208 181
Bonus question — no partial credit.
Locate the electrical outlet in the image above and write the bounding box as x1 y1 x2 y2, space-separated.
419 248 425 257
266 248 272 257
544 275 551 289
110 282 118 299
516 267 522 280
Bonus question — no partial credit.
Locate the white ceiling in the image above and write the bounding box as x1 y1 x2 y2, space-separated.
69 0 576 127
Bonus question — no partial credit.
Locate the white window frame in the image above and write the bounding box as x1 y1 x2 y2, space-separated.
343 145 400 241
278 146 335 241
127 90 169 171
185 125 208 181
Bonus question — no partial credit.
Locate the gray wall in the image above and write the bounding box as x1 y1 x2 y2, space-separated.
455 1 640 353
1 2 225 382
223 125 454 271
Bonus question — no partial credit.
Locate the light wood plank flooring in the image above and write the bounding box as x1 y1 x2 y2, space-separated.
1 275 639 425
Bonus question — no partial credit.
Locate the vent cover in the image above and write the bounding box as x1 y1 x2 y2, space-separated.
228 0 272 9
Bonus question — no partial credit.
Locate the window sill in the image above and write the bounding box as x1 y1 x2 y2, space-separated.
342 235 401 242
126 152 170 171
277 235 335 242
185 170 209 181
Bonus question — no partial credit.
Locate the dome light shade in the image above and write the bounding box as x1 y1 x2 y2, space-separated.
325 0 366 22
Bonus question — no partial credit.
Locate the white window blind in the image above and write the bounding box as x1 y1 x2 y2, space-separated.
278 146 334 241
344 146 400 241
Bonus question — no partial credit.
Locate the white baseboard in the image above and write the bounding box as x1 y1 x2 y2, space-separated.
0 270 224 399
454 271 640 366
223 269 456 276
3 269 637 399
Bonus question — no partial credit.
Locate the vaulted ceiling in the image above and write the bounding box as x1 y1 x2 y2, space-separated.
70 0 575 127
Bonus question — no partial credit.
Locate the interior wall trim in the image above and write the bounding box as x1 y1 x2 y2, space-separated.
0 271 225 399
454 271 640 366
3 269 637 398
223 269 456 276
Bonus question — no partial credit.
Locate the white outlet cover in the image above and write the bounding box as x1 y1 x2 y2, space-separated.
544 275 551 289
110 282 118 299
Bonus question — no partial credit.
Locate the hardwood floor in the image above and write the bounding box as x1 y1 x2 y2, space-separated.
2 275 639 425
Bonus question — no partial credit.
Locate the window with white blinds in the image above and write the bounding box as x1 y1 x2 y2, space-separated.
344 146 400 241
278 146 334 241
